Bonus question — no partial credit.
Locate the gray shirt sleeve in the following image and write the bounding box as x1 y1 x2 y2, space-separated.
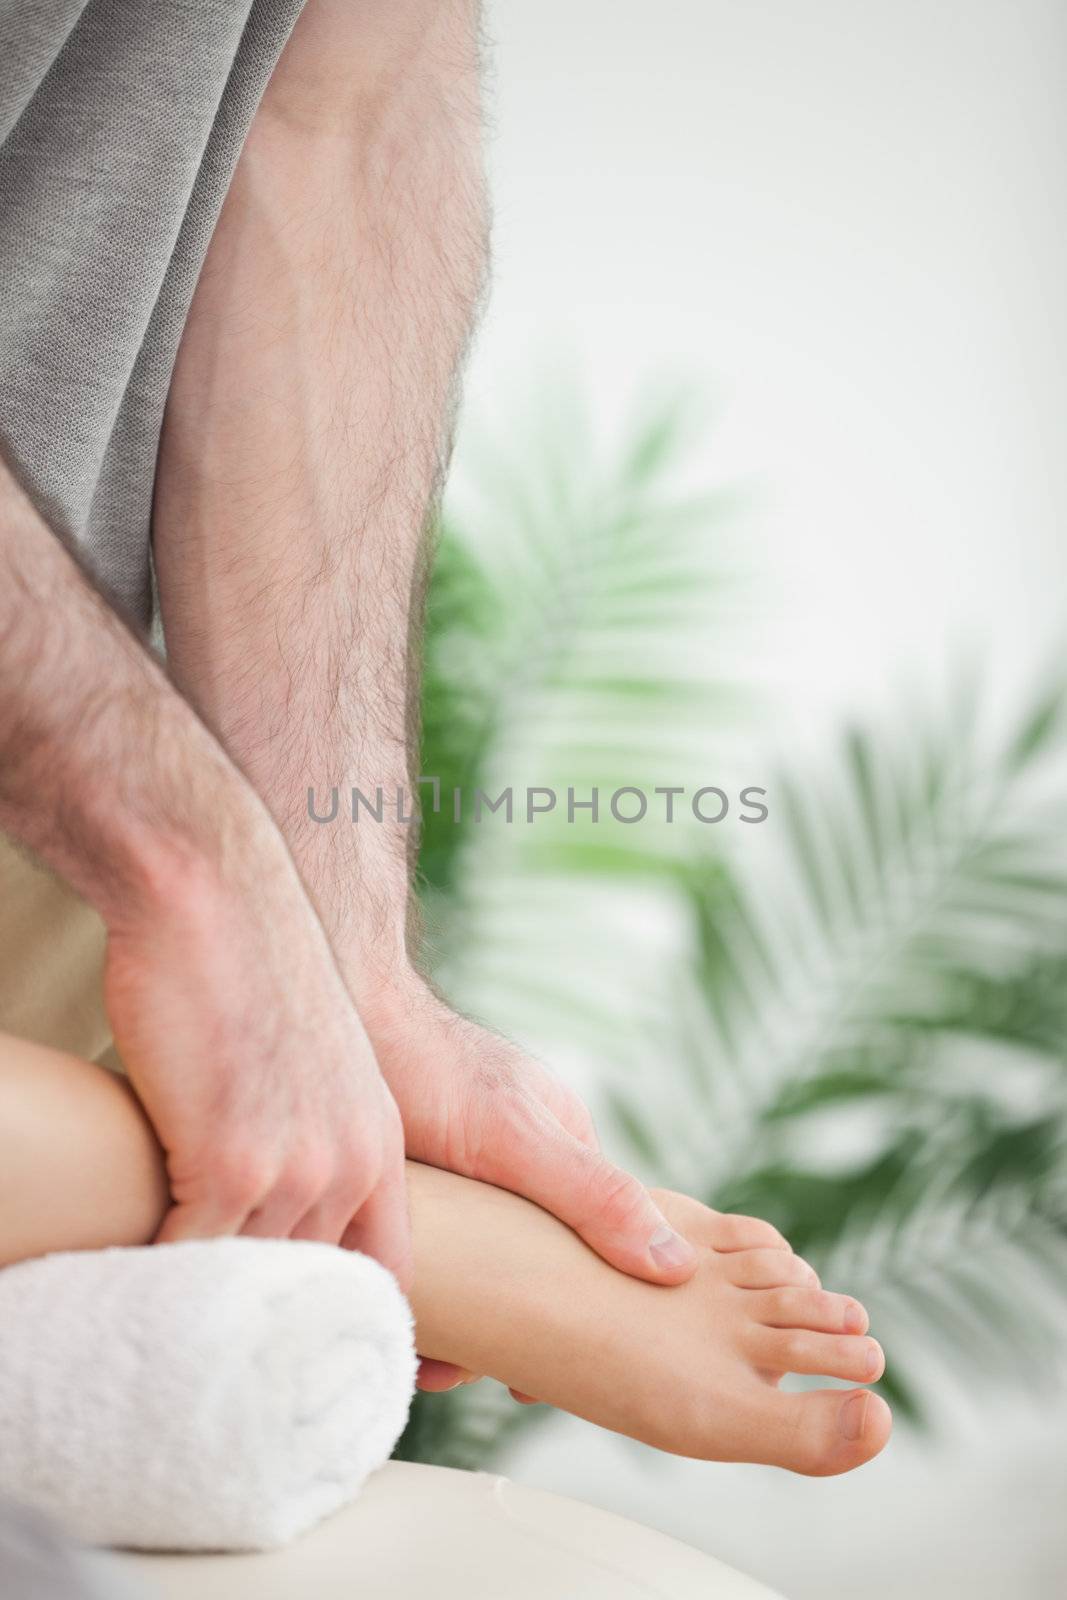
0 0 307 625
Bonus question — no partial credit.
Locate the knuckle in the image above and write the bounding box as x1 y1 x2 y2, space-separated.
279 1149 332 1208
563 1094 598 1143
215 1145 273 1209
345 1122 384 1173
299 1140 336 1189
338 1160 380 1212
582 1163 648 1232
347 1125 394 1187
489 1081 548 1148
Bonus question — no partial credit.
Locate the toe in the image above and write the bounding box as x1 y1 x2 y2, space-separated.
770 1387 893 1476
725 1248 820 1290
750 1286 869 1335
710 1213 791 1253
751 1327 885 1382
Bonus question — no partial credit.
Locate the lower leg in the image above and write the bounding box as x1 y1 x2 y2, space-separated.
0 1032 891 1474
0 1034 166 1261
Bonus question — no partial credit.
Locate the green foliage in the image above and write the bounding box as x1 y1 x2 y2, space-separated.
417 390 752 900
394 1379 540 1472
400 390 1067 1467
615 678 1067 1416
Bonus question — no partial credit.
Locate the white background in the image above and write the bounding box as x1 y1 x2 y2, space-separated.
459 4 1067 1596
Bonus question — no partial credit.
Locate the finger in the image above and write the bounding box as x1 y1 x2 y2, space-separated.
239 1151 333 1240
497 1046 600 1151
154 1199 247 1245
548 1086 600 1151
157 1146 272 1245
340 1159 414 1293
416 1359 481 1392
289 1196 353 1245
483 1104 698 1285
289 1138 387 1246
241 1179 322 1240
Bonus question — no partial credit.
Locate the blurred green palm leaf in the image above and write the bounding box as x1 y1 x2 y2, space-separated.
414 390 755 1051
418 390 752 896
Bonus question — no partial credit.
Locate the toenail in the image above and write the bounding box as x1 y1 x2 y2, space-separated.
843 1301 866 1334
838 1391 868 1441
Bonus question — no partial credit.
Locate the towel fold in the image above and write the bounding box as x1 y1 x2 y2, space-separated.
0 1238 417 1551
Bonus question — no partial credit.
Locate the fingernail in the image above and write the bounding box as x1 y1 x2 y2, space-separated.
649 1225 695 1270
865 1342 883 1379
838 1391 868 1441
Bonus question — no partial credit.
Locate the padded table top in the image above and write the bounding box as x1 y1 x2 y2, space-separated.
105 1460 785 1600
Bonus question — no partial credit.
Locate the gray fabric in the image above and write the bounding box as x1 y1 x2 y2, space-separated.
0 0 307 625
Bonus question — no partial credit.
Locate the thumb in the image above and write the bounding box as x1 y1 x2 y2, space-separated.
494 1112 698 1285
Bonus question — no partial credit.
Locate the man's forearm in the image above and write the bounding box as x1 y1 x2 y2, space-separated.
0 457 273 926
153 0 488 994
147 0 705 1292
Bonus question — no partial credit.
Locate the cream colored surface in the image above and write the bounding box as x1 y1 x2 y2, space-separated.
0 830 110 1060
109 1461 785 1600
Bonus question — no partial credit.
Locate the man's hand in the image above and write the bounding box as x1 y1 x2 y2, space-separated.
103 822 411 1286
0 457 411 1288
362 973 696 1281
356 974 696 1390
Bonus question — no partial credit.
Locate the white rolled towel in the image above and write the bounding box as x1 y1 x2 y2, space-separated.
0 1238 417 1551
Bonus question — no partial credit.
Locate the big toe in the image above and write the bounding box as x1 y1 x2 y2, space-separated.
765 1387 892 1476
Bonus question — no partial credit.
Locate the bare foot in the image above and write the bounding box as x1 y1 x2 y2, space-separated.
408 1169 892 1476
0 1036 890 1478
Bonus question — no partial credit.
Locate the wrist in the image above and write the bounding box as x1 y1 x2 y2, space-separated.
93 767 286 938
343 952 429 1043
289 827 421 1013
